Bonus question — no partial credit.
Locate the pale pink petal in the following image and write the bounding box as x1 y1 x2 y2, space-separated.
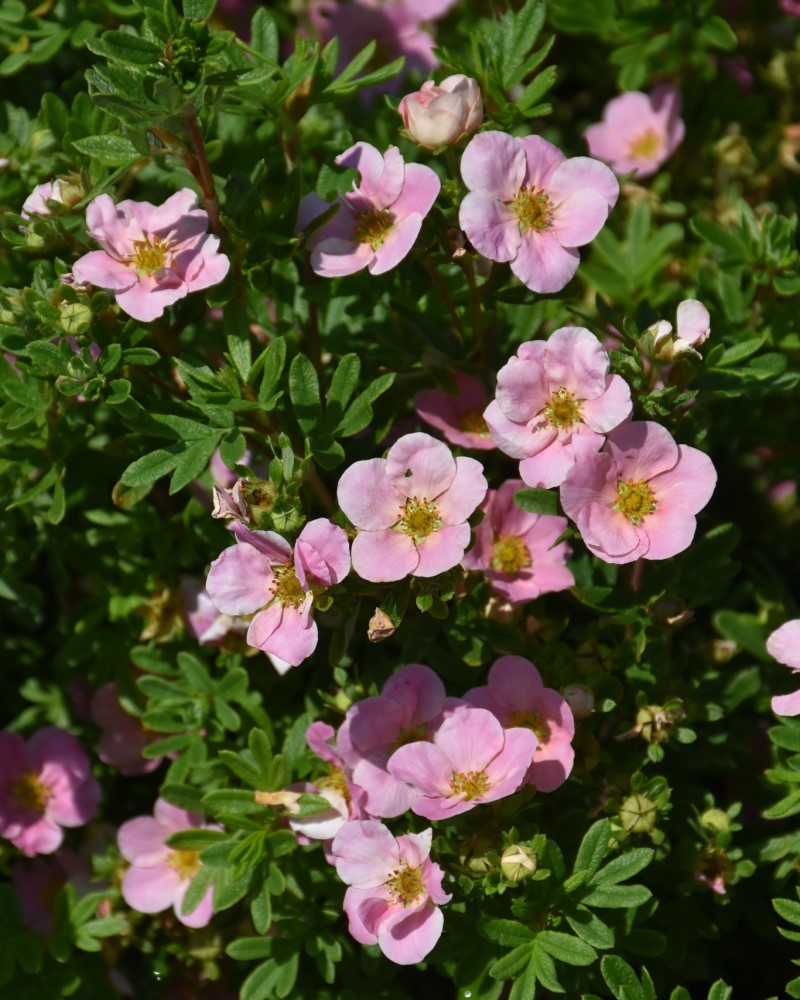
651 445 716 516
370 213 424 274
383 664 447 727
481 727 538 800
147 188 202 234
294 519 351 588
387 741 454 797
487 656 544 705
387 162 441 220
351 529 419 582
552 188 612 247
386 433 457 500
605 421 680 483
484 401 556 461
577 502 643 560
230 523 293 562
248 603 317 666
118 817 169 867
519 431 602 488
767 621 800 670
396 829 433 869
11 818 64 857
179 235 230 290
173 882 214 928
495 352 552 424
71 251 136 291
344 886 390 945
772 689 800 717
289 788 349 840
641 508 698 561
206 544 274 616
332 820 398 887
548 156 619 211
435 708 504 773
676 299 710 347
115 279 187 323
458 191 521 262
337 143 404 211
436 457 487 524
511 231 580 294
580 374 632 432
460 131 526 200
517 135 566 190
560 450 618 521
352 758 417 818
414 522 472 576
154 799 201 831
338 458 404 530
311 237 374 277
122 863 181 914
378 899 443 965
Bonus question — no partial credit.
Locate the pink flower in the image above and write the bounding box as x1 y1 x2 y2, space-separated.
337 431 487 582
91 683 163 777
484 327 632 488
180 578 249 647
560 420 717 564
399 75 483 149
21 179 76 218
0 728 100 857
413 372 495 450
462 479 574 603
118 798 220 928
299 142 440 277
459 131 618 293
464 656 575 792
287 721 367 843
768 620 800 716
71 189 229 322
331 820 450 964
337 664 461 818
387 706 537 819
584 85 685 179
206 518 350 668
643 299 711 362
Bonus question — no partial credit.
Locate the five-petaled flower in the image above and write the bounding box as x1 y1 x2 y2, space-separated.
71 189 230 322
459 131 618 293
299 142 440 277
0 727 100 857
584 85 685 180
485 327 632 488
205 519 350 669
337 431 487 582
560 420 717 564
331 820 451 965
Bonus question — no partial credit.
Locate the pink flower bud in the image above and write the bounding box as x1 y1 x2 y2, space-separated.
398 75 483 149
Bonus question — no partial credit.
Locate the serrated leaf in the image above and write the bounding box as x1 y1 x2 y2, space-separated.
289 353 322 433
590 849 653 887
250 8 279 63
489 943 534 981
537 930 596 966
169 434 224 494
573 819 611 878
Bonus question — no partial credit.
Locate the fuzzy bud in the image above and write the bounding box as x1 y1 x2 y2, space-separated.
561 684 594 719
398 75 483 149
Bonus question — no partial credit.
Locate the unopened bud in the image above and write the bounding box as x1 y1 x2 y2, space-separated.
398 75 483 149
31 129 56 156
619 793 658 835
699 808 730 833
60 302 92 336
500 844 537 882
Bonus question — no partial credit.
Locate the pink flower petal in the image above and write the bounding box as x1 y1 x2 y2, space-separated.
510 230 580 294
378 899 443 965
118 817 169 867
351 528 419 582
294 518 351 588
548 156 619 212
122 863 181 914
772 689 800 717
495 353 552 424
370 213 425 274
640 507 698 561
552 188 613 247
436 457 487 524
386 433 456 500
414 522 472 576
460 131 526 201
676 299 710 347
387 741 454 797
485 400 556 460
248 603 318 666
459 191 521 263
387 162 441 221
71 251 136 292
311 237 374 277
338 458 404 530
434 707 505 773
517 135 566 190
332 819 399 888
580 374 632 432
481 727 538 800
577 501 644 561
173 881 214 928
651 444 716 517
337 143 404 211
206 544 274 616
768 621 800 670
605 421 680 483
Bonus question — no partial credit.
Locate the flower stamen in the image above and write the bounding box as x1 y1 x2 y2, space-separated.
353 209 394 250
612 479 657 526
491 535 531 573
450 769 489 800
396 497 442 543
512 187 554 233
386 863 424 906
270 562 307 608
543 387 582 428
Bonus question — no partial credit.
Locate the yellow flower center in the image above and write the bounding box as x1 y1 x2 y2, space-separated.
270 562 307 608
509 708 550 745
130 236 173 276
512 187 554 233
317 766 351 804
396 497 442 543
543 387 582 428
353 209 394 250
386 864 424 906
491 535 531 573
167 849 201 881
459 409 490 436
11 772 50 813
612 479 657 526
628 128 662 160
450 769 489 800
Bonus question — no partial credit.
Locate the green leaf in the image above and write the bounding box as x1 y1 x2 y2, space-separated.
165 829 229 851
224 298 253 382
181 864 214 916
120 444 183 487
531 941 563 993
573 819 611 878
601 955 648 1000
590 849 653 886
241 959 279 1000
183 0 216 19
227 936 273 961
690 217 747 260
489 943 534 981
580 883 652 908
565 906 614 949
774 897 800 926
168 433 224 494
480 918 536 947
289 353 322 434
537 931 597 966
87 30 163 65
700 14 737 50
250 8 279 63
336 372 395 436
159 783 205 812
514 487 559 516
497 0 546 87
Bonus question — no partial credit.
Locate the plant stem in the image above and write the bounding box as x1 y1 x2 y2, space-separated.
182 105 222 236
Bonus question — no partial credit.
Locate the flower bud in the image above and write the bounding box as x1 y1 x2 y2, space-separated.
619 793 658 835
500 844 537 882
398 75 483 149
699 808 730 833
561 684 594 719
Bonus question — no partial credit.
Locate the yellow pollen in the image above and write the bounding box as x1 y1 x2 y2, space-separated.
459 409 490 435
543 387 582 428
129 236 172 276
353 209 394 250
512 187 554 233
167 849 201 881
270 562 307 608
11 772 50 812
450 769 489 800
386 864 424 906
612 479 657 526
396 497 442 543
317 766 351 804
491 535 531 573
509 709 550 744
628 128 662 160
